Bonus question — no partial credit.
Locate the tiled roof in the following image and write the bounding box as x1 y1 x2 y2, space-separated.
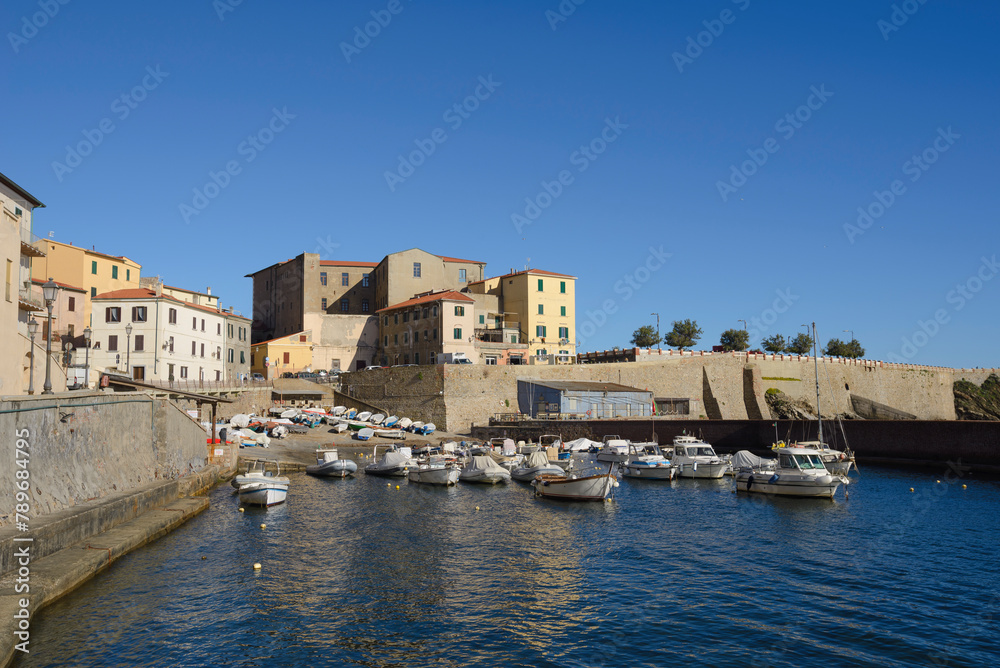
31 278 85 292
377 290 474 313
39 239 138 265
92 288 229 315
438 255 483 264
467 268 576 285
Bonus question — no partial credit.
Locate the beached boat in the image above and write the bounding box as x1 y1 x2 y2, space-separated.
511 450 565 482
622 443 677 480
372 428 406 440
595 435 631 463
346 408 358 420
355 427 375 441
531 464 618 501
364 445 416 477
397 417 412 430
409 421 424 433
734 446 848 499
331 406 347 416
673 435 728 479
330 422 348 434
370 413 385 425
408 458 460 486
383 415 399 427
306 448 357 478
459 455 511 484
357 411 373 422
418 422 436 435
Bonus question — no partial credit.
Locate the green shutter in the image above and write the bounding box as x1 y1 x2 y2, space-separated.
537 278 543 291
560 281 566 293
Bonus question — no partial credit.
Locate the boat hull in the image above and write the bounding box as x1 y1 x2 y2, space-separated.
532 473 616 501
734 472 842 499
408 467 459 486
676 462 728 479
364 464 410 477
238 483 288 506
623 464 677 480
306 459 357 477
510 464 564 482
459 471 511 485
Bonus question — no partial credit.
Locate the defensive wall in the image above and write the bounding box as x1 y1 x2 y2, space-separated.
340 353 999 433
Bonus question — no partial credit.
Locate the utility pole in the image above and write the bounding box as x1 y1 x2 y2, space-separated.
651 312 660 351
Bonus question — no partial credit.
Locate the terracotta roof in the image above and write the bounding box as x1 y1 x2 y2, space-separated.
438 255 483 264
92 288 230 315
31 278 85 292
251 331 311 346
163 284 216 298
377 290 474 313
467 268 576 285
319 260 378 268
38 239 138 265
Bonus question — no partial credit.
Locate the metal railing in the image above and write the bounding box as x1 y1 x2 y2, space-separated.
143 379 273 392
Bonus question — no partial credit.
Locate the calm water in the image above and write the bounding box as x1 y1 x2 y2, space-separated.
18 464 1000 668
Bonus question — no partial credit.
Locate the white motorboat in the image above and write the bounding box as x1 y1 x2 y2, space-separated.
231 459 272 489
490 450 524 472
409 421 424 433
408 458 460 486
779 441 855 477
595 435 630 463
397 417 412 430
531 465 618 501
306 448 357 478
357 411 373 422
330 422 348 434
331 406 347 416
622 443 677 480
238 480 289 506
383 415 399 427
418 422 436 435
373 428 406 440
539 434 563 451
511 451 565 482
280 409 298 419
459 455 512 484
673 436 728 479
370 413 385 425
355 427 375 441
364 445 416 477
734 446 848 499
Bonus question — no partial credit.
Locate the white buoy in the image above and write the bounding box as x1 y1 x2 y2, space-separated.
253 563 262 570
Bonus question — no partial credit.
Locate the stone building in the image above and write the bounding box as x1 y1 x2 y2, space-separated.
377 290 476 366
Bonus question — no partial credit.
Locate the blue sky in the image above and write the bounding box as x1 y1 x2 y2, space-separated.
5 0 998 368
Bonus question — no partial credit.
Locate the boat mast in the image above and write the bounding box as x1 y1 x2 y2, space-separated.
812 321 823 444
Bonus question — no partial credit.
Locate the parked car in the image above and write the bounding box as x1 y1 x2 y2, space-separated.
281 372 296 378
252 373 265 381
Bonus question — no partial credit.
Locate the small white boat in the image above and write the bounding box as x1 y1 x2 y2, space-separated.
459 455 511 484
622 443 676 480
383 415 399 427
778 440 855 477
370 413 386 425
356 427 375 441
408 458 460 486
531 465 618 501
238 480 289 506
511 451 565 482
397 417 412 430
346 408 358 419
539 434 563 451
373 428 406 440
673 435 728 479
735 446 848 499
280 409 298 419
409 421 424 433
357 411 373 422
231 459 271 489
331 406 347 416
306 448 357 478
364 445 416 477
595 435 631 463
419 422 436 435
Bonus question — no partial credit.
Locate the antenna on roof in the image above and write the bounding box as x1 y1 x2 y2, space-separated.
48 231 54 238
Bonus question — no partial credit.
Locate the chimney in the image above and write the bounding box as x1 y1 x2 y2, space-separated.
155 281 162 297
206 286 212 295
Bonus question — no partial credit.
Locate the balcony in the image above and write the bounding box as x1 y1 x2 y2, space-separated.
474 325 521 344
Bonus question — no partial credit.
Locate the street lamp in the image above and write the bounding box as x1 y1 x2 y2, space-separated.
83 326 92 389
125 322 133 376
27 317 39 395
738 319 747 331
651 312 660 351
843 329 854 342
41 278 59 394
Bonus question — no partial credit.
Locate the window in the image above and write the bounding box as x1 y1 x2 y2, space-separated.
561 306 566 317
228 349 234 363
216 370 221 381
321 298 327 310
320 272 327 286
384 316 389 326
201 319 205 332
536 325 547 338
108 335 118 351
511 334 518 344
299 335 307 343
459 268 466 282
393 314 398 325
432 306 438 317
414 352 419 364
454 328 462 340
127 269 130 281
362 273 369 287
341 272 349 286
180 366 188 379
538 304 544 315
560 281 566 293
200 344 205 358
413 308 419 321
169 308 177 324
131 306 147 322
217 323 221 335
485 355 497 365
135 335 144 352
413 262 421 278
216 346 221 359
455 305 464 316
432 328 437 340
424 330 429 340
192 341 197 355
403 312 409 323
537 349 547 356
362 299 369 312
403 332 409 344
91 287 96 298
384 335 388 346
168 336 174 353
394 334 398 344
283 352 290 364
112 266 118 279
537 278 544 291
68 296 75 312
228 324 233 338
106 307 121 322
479 315 485 324
340 298 349 312
559 327 569 340
422 308 428 319
192 317 197 330
3 260 8 302
240 350 245 364
91 261 97 275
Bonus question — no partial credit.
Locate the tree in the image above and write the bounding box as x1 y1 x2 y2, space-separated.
842 339 865 358
630 325 661 349
719 328 750 351
762 334 787 353
824 338 860 357
664 319 702 350
785 333 814 355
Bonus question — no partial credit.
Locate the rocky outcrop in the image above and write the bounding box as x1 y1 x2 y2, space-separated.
954 374 1000 421
765 389 817 420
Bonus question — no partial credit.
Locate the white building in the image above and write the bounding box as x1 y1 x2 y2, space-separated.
91 284 231 382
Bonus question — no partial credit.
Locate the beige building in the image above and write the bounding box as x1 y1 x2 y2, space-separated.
223 310 252 381
372 249 486 311
31 237 141 326
377 290 476 366
468 268 576 363
250 330 315 377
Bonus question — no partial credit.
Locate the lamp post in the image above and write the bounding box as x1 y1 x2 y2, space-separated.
125 323 133 377
738 319 747 331
651 312 660 351
843 329 854 342
41 278 59 394
27 318 39 395
83 326 92 389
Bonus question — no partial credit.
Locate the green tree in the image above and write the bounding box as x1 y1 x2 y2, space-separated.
719 328 750 351
843 339 865 358
664 319 702 350
823 338 850 357
630 325 661 349
762 334 787 353
785 333 814 355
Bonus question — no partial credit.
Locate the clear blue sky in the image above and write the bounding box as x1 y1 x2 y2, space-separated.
5 1 998 368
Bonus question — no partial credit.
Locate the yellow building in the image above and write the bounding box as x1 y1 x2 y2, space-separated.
31 238 141 326
250 330 315 378
468 268 576 363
